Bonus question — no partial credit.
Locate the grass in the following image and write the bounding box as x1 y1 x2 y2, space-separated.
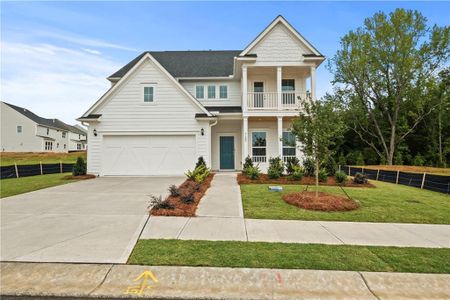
0 152 87 166
240 181 450 224
0 173 79 198
354 165 450 176
129 240 450 274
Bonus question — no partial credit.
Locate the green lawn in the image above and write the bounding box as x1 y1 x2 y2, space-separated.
0 152 87 166
0 173 79 198
240 181 450 224
129 240 450 274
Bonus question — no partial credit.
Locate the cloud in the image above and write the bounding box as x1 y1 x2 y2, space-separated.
82 48 101 55
1 41 122 124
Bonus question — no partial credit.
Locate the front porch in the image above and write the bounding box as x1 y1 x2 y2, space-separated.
210 117 302 171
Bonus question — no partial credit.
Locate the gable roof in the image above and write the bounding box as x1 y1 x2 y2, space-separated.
109 50 241 80
240 15 323 57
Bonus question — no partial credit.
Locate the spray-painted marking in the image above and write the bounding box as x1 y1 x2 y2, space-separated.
275 272 283 285
124 271 159 295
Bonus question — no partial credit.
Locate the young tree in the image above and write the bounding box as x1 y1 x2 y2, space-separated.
292 95 346 196
328 8 449 165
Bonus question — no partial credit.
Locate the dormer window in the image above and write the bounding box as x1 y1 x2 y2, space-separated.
207 86 216 99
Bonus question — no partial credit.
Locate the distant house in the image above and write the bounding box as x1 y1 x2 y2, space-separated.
0 101 87 152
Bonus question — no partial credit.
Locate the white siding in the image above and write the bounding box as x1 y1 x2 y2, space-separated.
36 125 69 153
87 58 209 175
248 23 311 62
247 67 307 93
180 80 241 107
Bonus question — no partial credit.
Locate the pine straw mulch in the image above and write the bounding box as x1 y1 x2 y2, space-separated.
151 173 215 217
63 174 96 180
282 191 360 212
237 173 375 188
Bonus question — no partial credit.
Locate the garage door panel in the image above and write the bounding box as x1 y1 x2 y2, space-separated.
102 135 196 176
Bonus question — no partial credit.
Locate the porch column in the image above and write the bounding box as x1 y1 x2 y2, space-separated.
242 117 249 163
242 66 248 113
277 66 282 110
277 116 283 158
310 66 316 101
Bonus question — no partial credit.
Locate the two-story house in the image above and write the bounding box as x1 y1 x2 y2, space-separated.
0 101 87 153
78 16 324 176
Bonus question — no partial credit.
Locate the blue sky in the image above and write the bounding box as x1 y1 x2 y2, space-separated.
1 1 449 123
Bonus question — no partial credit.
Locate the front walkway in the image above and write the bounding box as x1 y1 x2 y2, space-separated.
142 173 450 248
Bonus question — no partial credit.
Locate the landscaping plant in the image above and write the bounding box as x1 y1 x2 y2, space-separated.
285 157 300 175
290 165 304 181
318 169 328 182
353 172 368 184
168 184 180 197
72 156 87 176
195 156 207 169
149 195 175 210
245 165 261 180
302 157 316 177
267 157 284 179
185 164 210 183
323 156 337 176
180 192 195 204
335 171 348 184
242 156 254 172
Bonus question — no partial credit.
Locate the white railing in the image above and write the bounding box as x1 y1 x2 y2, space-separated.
283 155 297 163
246 91 311 110
252 156 267 163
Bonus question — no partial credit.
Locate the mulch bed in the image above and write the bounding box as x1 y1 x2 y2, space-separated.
237 173 375 187
63 174 96 180
151 173 215 217
282 191 360 212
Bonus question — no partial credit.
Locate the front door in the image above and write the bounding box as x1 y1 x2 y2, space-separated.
220 136 235 170
253 81 264 108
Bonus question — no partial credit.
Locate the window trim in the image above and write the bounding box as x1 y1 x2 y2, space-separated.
195 85 205 99
219 85 229 100
207 85 217 99
282 131 296 157
17 125 22 133
251 131 267 158
141 84 156 104
44 141 53 151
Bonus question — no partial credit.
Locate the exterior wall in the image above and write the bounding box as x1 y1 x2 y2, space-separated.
68 131 87 151
180 80 241 107
36 125 69 152
247 23 311 62
0 102 42 152
86 58 210 175
211 119 242 170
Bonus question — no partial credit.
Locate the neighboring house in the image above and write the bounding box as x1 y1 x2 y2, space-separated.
78 15 324 176
0 101 87 153
63 124 88 151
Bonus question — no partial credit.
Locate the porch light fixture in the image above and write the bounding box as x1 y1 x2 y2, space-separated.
93 129 97 137
201 128 204 136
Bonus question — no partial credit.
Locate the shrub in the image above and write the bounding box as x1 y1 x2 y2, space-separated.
323 156 337 176
267 157 284 179
285 157 300 175
242 156 253 171
245 165 260 180
168 185 180 197
318 169 328 182
335 171 348 184
303 157 315 177
180 192 195 204
353 172 368 184
356 152 365 166
338 153 347 167
412 153 425 166
195 156 207 169
72 156 86 176
149 195 174 210
290 165 304 181
185 165 210 183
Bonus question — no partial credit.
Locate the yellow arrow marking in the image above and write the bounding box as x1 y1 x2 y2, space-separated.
134 270 159 283
124 270 159 295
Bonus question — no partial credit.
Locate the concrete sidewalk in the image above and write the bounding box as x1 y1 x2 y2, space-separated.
142 216 450 248
1 262 449 299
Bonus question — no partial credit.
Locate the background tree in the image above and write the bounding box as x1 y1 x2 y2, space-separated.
292 95 345 196
328 8 449 165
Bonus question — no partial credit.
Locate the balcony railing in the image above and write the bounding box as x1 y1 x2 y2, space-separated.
246 92 311 110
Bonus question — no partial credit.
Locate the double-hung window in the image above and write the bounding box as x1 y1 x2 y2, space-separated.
45 141 53 151
17 125 22 133
252 132 267 163
196 86 204 99
143 86 154 102
282 131 296 157
62 132 66 138
282 79 295 105
219 85 228 99
46 128 50 135
207 85 216 99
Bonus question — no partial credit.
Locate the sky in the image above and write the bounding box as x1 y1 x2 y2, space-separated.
1 1 449 124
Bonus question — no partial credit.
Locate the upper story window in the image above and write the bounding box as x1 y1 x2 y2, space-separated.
62 132 66 138
282 79 295 105
17 125 22 133
196 86 204 99
207 85 216 99
282 131 296 156
219 85 228 99
143 86 154 102
46 128 49 135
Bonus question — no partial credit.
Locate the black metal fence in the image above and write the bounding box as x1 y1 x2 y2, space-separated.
0 163 75 179
341 165 450 194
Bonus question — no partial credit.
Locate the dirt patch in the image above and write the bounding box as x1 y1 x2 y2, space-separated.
282 191 359 212
237 173 375 188
151 173 215 217
63 174 96 180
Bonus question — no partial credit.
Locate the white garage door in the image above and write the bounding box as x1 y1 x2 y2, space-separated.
101 135 196 176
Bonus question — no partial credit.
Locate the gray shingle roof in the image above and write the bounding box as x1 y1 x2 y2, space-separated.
109 50 242 79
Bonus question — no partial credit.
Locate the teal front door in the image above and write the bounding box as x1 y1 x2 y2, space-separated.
220 136 235 170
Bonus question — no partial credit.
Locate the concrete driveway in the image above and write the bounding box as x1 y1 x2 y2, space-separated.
1 176 184 263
